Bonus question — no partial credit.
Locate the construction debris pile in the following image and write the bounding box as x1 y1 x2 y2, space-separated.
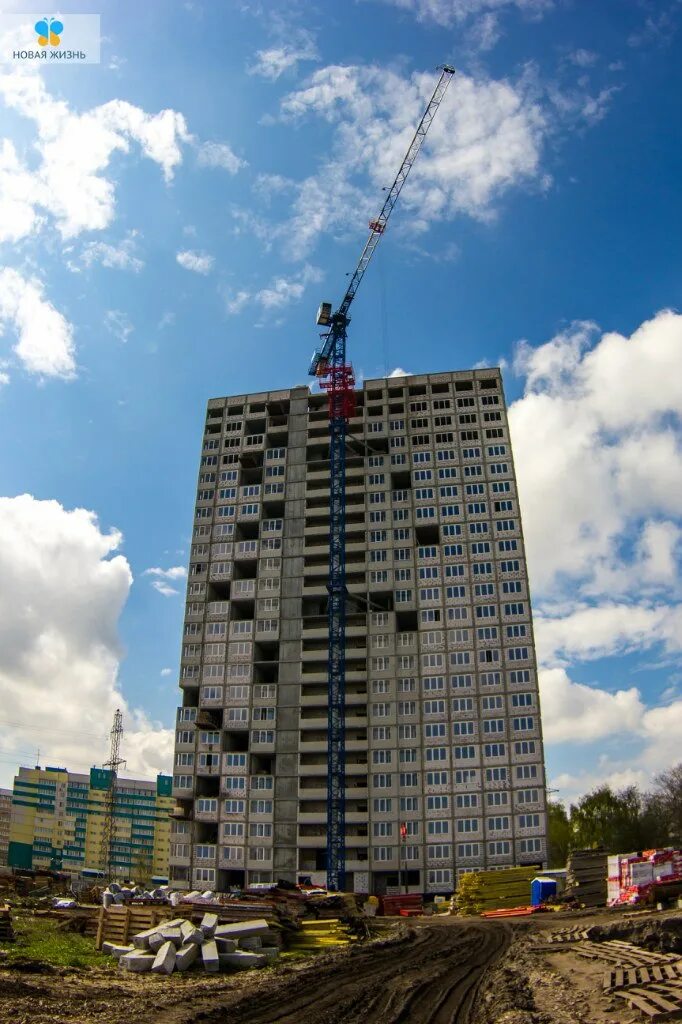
563 848 608 908
104 913 278 975
453 866 538 916
608 849 682 906
0 904 14 942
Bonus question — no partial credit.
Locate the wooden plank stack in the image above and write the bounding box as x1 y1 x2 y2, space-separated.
563 848 608 907
454 867 537 916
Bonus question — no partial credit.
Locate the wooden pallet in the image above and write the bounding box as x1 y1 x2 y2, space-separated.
605 963 682 991
615 984 682 1021
95 905 177 950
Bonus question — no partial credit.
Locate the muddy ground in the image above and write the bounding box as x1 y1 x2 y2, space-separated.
2 909 681 1024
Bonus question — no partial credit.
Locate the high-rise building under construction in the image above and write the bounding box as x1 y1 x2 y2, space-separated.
170 368 547 894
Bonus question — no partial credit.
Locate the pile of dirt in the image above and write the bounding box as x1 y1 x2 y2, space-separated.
585 912 682 953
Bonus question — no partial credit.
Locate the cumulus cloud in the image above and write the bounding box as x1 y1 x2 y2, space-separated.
511 311 682 798
0 139 44 243
510 311 682 597
197 141 246 174
176 249 214 275
539 667 644 744
0 267 76 377
0 495 173 786
0 65 191 240
143 565 187 597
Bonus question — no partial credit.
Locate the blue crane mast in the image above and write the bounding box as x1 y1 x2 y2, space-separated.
308 65 455 893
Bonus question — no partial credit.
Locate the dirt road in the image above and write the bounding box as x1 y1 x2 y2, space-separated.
0 921 512 1024
198 921 512 1024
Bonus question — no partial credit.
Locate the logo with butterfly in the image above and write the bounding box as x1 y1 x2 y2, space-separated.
35 17 64 46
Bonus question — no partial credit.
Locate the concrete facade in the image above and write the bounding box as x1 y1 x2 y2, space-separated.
8 766 173 879
170 370 547 895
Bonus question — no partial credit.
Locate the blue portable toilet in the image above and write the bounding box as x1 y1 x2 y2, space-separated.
531 876 557 906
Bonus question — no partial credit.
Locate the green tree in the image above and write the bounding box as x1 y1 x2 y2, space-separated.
547 800 571 867
649 763 682 847
569 785 648 854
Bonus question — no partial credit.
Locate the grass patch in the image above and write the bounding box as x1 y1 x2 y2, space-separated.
4 914 109 969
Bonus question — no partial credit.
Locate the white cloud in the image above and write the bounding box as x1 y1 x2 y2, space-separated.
80 231 144 272
224 265 323 316
0 495 173 787
255 263 323 309
509 311 682 597
160 667 173 677
371 0 552 27
274 64 547 258
511 310 682 800
103 309 133 344
0 139 44 243
196 141 246 174
176 249 214 275
143 565 187 598
388 367 411 377
247 30 318 80
0 267 75 378
0 65 191 239
539 667 644 744
569 48 599 67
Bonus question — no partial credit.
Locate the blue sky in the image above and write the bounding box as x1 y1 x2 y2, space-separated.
0 0 681 803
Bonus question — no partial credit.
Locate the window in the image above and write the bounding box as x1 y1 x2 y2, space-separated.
520 838 543 854
454 746 476 760
455 768 477 784
223 799 246 814
373 821 393 837
519 814 540 829
483 719 505 734
425 746 447 762
400 796 419 812
516 764 539 780
513 717 535 732
488 841 511 856
373 847 395 861
399 772 418 787
456 793 478 808
484 743 506 757
488 816 510 831
427 844 452 859
373 797 392 812
517 789 540 804
426 770 448 786
427 819 450 836
452 721 474 736
457 843 481 858
250 799 273 814
512 693 533 708
373 749 393 765
485 767 508 783
452 697 474 712
373 773 392 788
508 647 530 661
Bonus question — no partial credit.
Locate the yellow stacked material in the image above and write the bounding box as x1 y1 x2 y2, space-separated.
286 919 355 952
455 867 537 916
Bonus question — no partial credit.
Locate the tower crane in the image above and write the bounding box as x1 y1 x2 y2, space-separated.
308 65 455 892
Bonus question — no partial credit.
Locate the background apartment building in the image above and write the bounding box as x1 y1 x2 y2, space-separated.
171 368 547 895
0 789 11 866
9 766 173 879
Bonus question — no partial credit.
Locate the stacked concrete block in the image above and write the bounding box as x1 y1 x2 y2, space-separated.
109 917 280 976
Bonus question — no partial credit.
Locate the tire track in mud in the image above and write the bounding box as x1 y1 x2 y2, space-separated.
194 922 511 1024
